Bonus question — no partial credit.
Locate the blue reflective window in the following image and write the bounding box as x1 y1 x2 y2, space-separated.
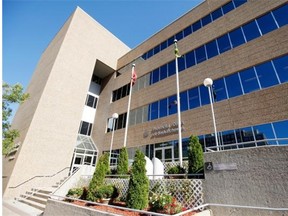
183 25 192 37
236 127 255 147
202 14 212 26
195 45 207 64
192 20 202 32
255 62 279 88
168 60 176 76
229 27 246 48
154 45 160 55
273 120 288 144
176 31 184 41
272 4 288 27
167 36 174 46
217 34 232 54
233 0 247 7
211 8 223 21
180 91 188 111
142 53 147 60
257 12 278 35
225 73 243 98
178 56 186 72
242 20 261 42
147 49 153 58
168 95 177 115
253 123 277 145
159 98 168 118
273 55 288 83
186 50 196 68
221 130 237 149
150 102 159 120
160 40 167 50
188 87 200 109
199 85 210 106
213 78 227 102
151 68 160 84
206 40 219 59
240 68 260 94
205 134 216 148
160 65 168 80
222 1 235 14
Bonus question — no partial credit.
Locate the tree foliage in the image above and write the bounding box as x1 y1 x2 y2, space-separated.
188 135 204 175
87 152 110 201
116 147 129 176
2 82 29 155
126 150 149 210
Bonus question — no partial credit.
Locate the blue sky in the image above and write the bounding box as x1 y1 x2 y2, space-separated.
3 0 203 90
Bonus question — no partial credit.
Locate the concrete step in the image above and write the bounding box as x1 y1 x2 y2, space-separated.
26 195 47 205
31 188 52 194
18 198 46 211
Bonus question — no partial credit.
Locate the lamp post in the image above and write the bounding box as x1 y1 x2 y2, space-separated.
109 113 119 167
203 78 219 151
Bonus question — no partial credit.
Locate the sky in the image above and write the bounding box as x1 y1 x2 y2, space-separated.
3 0 203 91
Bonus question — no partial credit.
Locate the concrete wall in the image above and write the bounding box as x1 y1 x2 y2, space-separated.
203 146 288 216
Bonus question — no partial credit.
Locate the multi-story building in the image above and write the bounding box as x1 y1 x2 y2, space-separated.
3 0 288 200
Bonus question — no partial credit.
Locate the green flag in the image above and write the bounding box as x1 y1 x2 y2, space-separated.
174 41 181 58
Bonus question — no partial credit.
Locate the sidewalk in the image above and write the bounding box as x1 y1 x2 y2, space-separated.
3 200 43 216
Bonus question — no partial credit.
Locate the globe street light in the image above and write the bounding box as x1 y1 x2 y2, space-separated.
203 78 219 151
109 113 119 167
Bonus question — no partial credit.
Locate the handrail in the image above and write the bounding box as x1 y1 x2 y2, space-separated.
9 167 70 189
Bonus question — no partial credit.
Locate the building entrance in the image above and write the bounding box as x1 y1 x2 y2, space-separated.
154 146 174 163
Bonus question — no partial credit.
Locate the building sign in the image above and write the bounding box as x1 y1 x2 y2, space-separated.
148 122 185 138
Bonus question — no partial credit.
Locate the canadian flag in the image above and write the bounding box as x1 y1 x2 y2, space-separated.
131 69 137 86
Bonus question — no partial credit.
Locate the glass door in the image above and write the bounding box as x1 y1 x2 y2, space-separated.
154 146 174 163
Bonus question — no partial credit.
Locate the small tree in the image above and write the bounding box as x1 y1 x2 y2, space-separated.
188 135 204 175
116 147 129 176
126 150 149 210
2 82 29 155
87 152 109 201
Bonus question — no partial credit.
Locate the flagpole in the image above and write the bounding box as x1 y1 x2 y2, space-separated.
174 39 183 167
123 64 135 147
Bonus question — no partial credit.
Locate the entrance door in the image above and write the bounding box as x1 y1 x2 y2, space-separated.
154 146 174 163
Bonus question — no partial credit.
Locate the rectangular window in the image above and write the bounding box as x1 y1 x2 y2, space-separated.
175 31 183 41
154 45 160 55
160 65 168 80
192 20 202 32
242 20 261 42
136 107 143 124
168 95 177 115
273 120 288 144
168 60 176 76
213 78 227 102
150 102 159 120
229 27 246 48
272 4 288 27
225 73 243 98
217 34 232 54
195 45 207 64
79 121 92 136
199 85 209 106
273 55 288 83
178 56 186 72
253 123 277 145
206 40 219 59
222 1 235 14
159 98 168 118
183 25 192 37
255 61 279 89
186 50 196 68
160 40 168 50
233 0 247 7
201 14 212 26
167 36 174 46
239 68 260 94
129 109 136 126
256 12 278 35
151 68 160 84
86 95 97 108
180 91 188 111
211 8 223 21
188 87 200 109
142 105 149 123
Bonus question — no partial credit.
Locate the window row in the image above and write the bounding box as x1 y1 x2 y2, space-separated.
142 0 247 60
78 121 93 136
107 113 127 132
85 94 98 108
112 55 287 129
131 4 288 92
112 83 130 102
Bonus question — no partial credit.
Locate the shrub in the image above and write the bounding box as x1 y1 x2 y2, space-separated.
94 185 119 200
167 165 186 178
149 193 183 215
116 147 129 177
188 135 204 176
126 150 149 210
87 152 110 201
66 187 83 198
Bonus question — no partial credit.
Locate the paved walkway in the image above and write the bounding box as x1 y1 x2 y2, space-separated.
3 200 43 216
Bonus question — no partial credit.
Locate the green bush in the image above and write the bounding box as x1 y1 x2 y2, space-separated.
188 135 204 175
149 193 183 214
126 150 149 210
87 152 110 201
167 165 186 178
116 147 129 177
66 187 83 198
94 184 118 200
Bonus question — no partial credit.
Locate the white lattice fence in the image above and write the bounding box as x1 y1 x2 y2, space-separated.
164 161 189 173
103 178 203 209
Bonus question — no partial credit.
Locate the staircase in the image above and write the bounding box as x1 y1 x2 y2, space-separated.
16 177 67 213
